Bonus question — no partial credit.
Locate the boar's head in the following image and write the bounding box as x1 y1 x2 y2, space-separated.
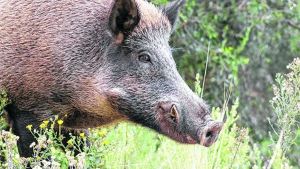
98 0 223 147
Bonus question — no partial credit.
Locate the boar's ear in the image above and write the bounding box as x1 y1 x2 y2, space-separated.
162 0 185 30
109 0 140 44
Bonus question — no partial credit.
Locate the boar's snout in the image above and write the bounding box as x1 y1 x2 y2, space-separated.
199 121 223 147
155 100 223 146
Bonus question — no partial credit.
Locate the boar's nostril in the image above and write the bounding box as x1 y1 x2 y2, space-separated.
200 121 223 147
205 131 213 139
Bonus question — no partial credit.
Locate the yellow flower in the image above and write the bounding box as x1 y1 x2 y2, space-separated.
39 123 47 129
57 119 63 125
102 140 110 146
79 133 85 138
43 120 49 126
67 139 73 146
39 120 49 129
98 129 108 137
26 124 33 131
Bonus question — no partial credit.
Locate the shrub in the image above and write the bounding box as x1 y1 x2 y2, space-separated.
266 58 300 168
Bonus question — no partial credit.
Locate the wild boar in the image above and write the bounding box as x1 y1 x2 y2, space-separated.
0 0 223 157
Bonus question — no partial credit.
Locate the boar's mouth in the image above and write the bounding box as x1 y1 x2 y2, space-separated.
156 122 198 144
156 115 223 146
154 103 196 144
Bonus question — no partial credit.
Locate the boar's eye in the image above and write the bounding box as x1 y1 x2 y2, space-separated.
138 54 151 63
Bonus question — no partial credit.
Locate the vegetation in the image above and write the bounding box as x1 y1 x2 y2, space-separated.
0 0 299 168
